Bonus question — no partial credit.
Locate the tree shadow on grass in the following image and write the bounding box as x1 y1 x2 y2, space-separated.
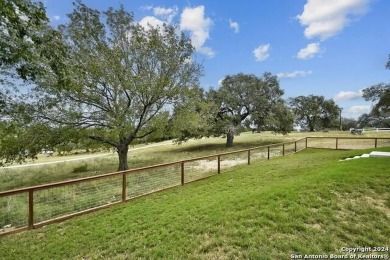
171 143 226 153
169 139 284 154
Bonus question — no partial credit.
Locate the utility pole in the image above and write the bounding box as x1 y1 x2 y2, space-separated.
339 108 343 131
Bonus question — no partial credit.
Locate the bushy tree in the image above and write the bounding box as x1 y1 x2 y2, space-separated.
289 95 340 132
0 0 60 164
363 84 390 116
257 101 294 133
0 0 50 80
358 113 390 128
168 86 216 142
23 1 202 170
360 54 390 126
209 72 290 147
340 117 358 131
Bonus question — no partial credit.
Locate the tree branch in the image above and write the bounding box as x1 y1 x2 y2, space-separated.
134 129 156 139
88 135 118 147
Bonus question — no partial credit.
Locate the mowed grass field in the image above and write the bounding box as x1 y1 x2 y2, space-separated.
1 130 389 191
0 147 389 259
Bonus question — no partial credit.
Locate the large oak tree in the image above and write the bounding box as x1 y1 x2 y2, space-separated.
27 1 201 170
289 95 340 132
209 72 290 147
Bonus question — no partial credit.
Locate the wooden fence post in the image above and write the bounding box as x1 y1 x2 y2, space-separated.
248 150 251 165
122 173 127 202
282 144 285 156
267 146 270 160
28 190 34 229
305 138 308 149
336 137 339 150
375 138 378 148
217 155 221 174
181 162 185 185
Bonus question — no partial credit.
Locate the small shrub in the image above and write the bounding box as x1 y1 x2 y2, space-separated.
72 164 88 173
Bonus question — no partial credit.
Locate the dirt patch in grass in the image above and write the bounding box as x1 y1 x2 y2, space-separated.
304 223 323 231
363 195 390 218
188 150 282 172
332 190 390 219
191 159 247 171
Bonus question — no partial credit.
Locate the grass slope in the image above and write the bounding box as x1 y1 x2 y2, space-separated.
1 148 389 259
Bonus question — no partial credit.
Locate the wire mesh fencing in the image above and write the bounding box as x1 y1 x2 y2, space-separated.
0 193 28 233
126 164 181 199
283 142 297 156
249 147 269 162
34 175 122 224
306 137 336 149
306 137 390 150
295 138 307 152
269 145 283 158
183 157 218 183
219 151 248 173
1 136 389 235
377 138 390 148
336 138 378 149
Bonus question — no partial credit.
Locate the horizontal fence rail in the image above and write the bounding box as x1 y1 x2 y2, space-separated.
306 137 390 150
1 136 389 235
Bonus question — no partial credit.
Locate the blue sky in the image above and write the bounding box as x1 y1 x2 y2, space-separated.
43 0 390 119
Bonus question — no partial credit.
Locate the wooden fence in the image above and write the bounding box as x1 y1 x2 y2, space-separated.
306 136 390 150
1 136 389 236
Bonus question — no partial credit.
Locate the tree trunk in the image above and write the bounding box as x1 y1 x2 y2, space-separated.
307 116 315 132
226 128 234 147
117 143 129 171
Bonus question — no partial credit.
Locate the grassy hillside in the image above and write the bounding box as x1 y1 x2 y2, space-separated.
1 148 389 259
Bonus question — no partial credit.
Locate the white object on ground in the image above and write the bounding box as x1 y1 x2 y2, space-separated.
369 151 390 157
340 151 390 161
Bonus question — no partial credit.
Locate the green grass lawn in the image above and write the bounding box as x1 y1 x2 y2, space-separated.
1 148 389 259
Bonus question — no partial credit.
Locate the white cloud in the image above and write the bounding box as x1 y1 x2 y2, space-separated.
139 6 178 30
153 6 178 23
138 6 178 31
139 5 214 57
229 18 239 33
139 16 165 30
141 5 154 11
297 42 321 59
297 0 371 40
277 70 312 79
180 6 214 58
52 15 60 21
198 46 215 57
334 90 363 101
348 105 370 114
253 44 270 62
